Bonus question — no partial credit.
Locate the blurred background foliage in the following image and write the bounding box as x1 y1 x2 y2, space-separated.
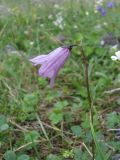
0 0 120 159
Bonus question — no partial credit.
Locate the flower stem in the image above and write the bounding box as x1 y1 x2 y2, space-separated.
80 46 94 160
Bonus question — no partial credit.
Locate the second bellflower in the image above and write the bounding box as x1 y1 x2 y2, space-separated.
107 1 115 8
97 6 107 16
30 46 73 87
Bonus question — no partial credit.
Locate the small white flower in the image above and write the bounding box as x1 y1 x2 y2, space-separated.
40 24 44 27
59 24 64 30
56 12 62 18
111 56 118 61
103 22 108 26
111 51 120 61
115 51 120 59
24 30 29 35
53 12 65 29
85 11 89 16
100 40 105 46
95 0 104 5
30 41 34 46
53 21 58 26
73 25 78 29
54 4 59 8
48 14 53 19
95 24 102 30
94 10 98 13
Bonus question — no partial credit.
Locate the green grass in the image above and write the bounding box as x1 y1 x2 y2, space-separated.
0 0 120 159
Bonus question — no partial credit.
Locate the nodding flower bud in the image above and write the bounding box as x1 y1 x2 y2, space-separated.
62 44 78 50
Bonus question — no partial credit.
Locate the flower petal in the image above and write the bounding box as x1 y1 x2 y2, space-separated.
40 48 69 74
29 55 48 65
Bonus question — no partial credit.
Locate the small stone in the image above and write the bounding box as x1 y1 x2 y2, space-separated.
112 154 120 160
5 44 21 56
52 34 66 44
0 4 10 17
101 34 120 47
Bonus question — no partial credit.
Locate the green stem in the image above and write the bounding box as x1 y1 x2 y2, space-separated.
80 46 94 160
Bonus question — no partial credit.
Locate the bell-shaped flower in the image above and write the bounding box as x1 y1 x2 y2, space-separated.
30 46 74 87
97 6 107 16
107 1 115 8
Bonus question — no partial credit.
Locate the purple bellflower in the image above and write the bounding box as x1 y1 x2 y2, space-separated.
30 45 75 88
97 6 107 16
107 1 115 8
